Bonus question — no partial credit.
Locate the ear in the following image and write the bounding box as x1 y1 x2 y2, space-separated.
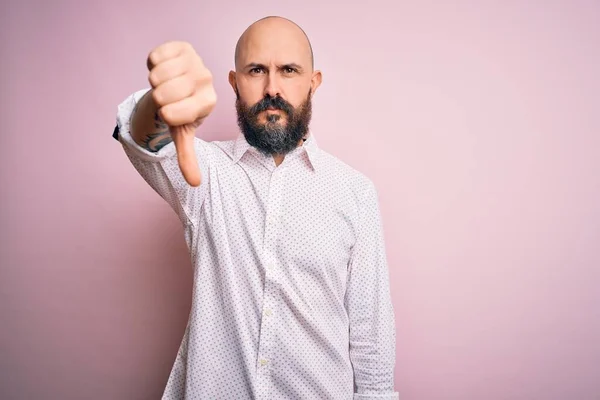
310 70 323 97
228 70 238 96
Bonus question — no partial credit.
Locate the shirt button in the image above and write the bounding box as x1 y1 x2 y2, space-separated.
264 309 272 317
266 263 274 271
259 358 269 366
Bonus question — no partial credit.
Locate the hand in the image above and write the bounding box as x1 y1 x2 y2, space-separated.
147 41 217 186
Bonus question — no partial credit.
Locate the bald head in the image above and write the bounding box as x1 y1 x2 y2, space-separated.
234 16 314 71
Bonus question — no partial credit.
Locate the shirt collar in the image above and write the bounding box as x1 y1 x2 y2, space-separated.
232 132 321 171
232 133 252 164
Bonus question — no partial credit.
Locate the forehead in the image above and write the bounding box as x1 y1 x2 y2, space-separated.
237 24 311 67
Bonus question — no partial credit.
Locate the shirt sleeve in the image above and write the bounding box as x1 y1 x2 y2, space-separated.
345 180 399 400
113 88 212 228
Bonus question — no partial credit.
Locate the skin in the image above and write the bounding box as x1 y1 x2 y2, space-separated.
228 17 322 166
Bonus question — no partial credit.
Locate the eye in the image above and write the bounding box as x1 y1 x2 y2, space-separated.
250 67 265 74
283 67 296 74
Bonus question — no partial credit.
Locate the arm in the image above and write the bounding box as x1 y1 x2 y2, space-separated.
345 181 399 400
130 88 173 152
112 41 216 226
127 40 216 187
114 88 211 228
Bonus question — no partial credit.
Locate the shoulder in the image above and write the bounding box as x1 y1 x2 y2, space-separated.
195 137 238 161
317 149 379 203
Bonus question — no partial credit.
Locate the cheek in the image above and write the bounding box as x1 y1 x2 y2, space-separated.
283 81 311 108
237 80 264 104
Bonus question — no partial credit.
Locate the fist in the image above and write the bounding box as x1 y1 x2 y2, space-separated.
147 41 217 127
146 41 216 186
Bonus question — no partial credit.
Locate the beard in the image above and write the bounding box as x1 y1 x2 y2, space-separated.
235 89 312 156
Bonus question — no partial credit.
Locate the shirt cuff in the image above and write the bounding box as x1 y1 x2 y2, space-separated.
353 392 399 400
114 88 177 162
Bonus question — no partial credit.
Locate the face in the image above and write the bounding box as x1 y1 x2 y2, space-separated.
229 19 322 155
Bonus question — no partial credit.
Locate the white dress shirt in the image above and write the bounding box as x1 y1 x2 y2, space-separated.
114 89 399 400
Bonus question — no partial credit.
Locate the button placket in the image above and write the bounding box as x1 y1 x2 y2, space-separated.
256 167 285 398
263 168 284 247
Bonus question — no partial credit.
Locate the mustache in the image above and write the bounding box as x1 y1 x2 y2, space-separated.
250 96 294 115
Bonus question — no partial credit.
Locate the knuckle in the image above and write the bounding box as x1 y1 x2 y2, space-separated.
183 109 195 125
190 48 204 65
208 88 217 105
148 71 159 87
194 68 212 88
148 50 160 68
180 41 194 57
161 106 176 125
188 78 198 97
151 89 164 106
159 107 171 124
189 56 203 75
181 71 193 85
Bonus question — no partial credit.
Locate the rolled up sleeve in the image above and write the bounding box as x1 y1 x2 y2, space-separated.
113 88 212 228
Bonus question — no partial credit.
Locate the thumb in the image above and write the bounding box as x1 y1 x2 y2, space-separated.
170 125 202 187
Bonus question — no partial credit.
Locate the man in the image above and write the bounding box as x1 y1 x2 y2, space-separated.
113 16 398 400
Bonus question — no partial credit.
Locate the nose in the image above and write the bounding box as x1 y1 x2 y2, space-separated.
264 73 281 98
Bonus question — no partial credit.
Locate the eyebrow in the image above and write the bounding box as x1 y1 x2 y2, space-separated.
244 63 305 72
282 63 303 71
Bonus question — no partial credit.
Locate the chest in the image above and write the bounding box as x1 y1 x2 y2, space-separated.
204 160 359 269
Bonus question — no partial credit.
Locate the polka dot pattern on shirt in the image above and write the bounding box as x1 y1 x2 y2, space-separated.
115 89 399 400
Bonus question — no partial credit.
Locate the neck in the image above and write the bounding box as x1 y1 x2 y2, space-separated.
273 154 285 166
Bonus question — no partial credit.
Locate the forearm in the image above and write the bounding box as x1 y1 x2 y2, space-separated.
130 89 173 152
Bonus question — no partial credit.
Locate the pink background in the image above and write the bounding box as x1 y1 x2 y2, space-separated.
1 1 599 399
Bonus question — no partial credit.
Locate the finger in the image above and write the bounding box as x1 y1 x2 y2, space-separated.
171 125 202 187
147 41 190 71
159 86 216 127
148 55 189 88
152 74 195 108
